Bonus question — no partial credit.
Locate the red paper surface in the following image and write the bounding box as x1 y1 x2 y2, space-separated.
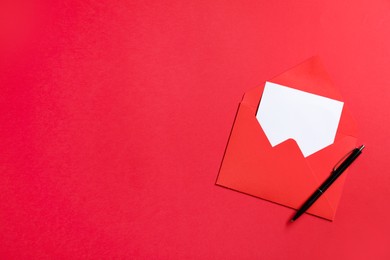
1 0 389 259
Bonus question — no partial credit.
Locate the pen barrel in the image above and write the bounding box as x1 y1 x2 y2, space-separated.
300 189 323 212
319 148 362 192
292 189 323 221
292 146 364 221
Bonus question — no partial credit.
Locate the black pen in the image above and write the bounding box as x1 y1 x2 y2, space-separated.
291 145 365 222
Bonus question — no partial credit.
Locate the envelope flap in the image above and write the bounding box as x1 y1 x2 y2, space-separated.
270 57 342 100
270 57 358 138
242 57 358 138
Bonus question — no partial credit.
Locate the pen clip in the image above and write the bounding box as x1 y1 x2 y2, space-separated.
332 148 355 174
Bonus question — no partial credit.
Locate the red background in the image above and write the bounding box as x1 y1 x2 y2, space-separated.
1 0 389 259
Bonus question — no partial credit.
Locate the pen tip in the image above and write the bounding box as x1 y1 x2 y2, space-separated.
359 145 365 151
290 219 294 223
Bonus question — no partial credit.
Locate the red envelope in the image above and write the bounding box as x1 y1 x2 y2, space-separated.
216 57 358 221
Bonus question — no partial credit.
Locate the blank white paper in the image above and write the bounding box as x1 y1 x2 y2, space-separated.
256 82 344 157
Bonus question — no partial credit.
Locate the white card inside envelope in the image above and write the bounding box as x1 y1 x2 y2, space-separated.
256 82 344 157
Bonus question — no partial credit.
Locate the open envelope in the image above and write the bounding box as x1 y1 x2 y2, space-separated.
216 57 358 221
